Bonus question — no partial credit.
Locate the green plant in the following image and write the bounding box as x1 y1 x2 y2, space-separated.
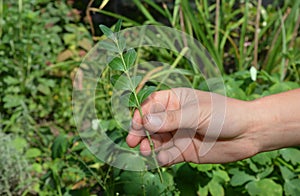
1 0 300 195
99 20 164 182
94 0 300 80
0 133 30 196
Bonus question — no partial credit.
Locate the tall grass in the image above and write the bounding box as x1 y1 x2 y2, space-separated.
90 0 300 80
0 0 3 38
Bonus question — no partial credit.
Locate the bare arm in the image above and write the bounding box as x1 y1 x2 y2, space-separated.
251 88 300 152
126 88 300 165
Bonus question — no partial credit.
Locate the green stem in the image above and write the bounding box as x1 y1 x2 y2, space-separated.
0 0 3 38
279 9 287 81
118 50 164 183
239 0 249 70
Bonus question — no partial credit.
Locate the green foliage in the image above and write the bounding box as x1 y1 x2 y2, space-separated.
100 21 164 182
1 0 300 195
51 134 69 159
0 133 30 195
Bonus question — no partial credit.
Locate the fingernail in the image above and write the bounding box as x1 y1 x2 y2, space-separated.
147 115 162 127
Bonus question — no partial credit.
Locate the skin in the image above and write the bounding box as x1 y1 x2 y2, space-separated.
126 88 300 166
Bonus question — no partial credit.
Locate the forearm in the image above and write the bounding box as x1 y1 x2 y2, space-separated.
250 89 300 152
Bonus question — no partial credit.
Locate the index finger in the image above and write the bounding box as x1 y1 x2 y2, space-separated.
131 89 180 130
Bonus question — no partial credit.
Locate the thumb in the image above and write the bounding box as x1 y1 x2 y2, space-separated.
143 107 198 132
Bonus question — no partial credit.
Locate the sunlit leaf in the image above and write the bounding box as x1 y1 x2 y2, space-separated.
229 168 256 186
251 151 278 165
279 148 300 166
25 148 42 158
250 66 257 81
246 179 282 196
208 179 224 196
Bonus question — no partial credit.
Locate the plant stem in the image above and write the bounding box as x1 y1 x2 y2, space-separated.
214 0 220 49
253 0 262 69
279 9 287 81
0 0 3 38
118 51 164 183
18 0 23 38
239 0 249 70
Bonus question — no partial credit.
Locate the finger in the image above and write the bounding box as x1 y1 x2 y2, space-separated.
131 109 143 130
157 146 185 166
143 104 200 133
131 101 165 130
157 140 201 165
139 132 173 156
131 89 180 130
142 90 179 110
126 128 145 148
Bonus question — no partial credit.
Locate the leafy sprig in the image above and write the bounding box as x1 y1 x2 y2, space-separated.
99 21 163 182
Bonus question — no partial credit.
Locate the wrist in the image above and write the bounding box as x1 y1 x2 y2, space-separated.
248 95 299 153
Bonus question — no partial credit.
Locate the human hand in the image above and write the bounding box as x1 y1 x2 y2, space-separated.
126 88 260 166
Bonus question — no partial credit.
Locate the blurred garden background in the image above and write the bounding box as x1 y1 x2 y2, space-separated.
0 0 300 195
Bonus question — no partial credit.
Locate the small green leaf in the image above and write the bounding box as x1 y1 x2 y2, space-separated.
3 94 24 108
197 185 209 196
118 36 126 53
114 75 142 91
110 75 121 86
137 86 156 104
284 179 300 196
37 84 51 95
114 75 131 91
190 163 213 172
99 24 115 40
208 179 224 196
114 19 122 32
4 76 19 85
12 137 27 152
246 179 282 196
279 148 300 166
229 168 256 186
51 134 69 159
31 163 43 173
251 151 278 165
124 48 137 70
26 148 42 158
99 40 119 53
109 57 125 71
213 170 230 183
122 92 138 107
131 75 143 91
280 166 295 181
257 166 274 179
